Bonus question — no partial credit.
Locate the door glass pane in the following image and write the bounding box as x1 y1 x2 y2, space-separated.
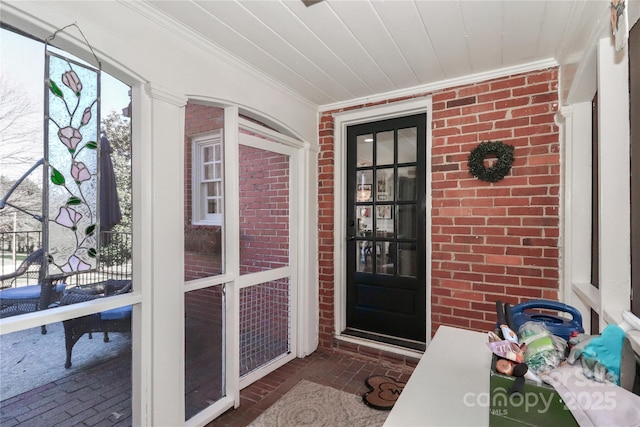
398 167 417 201
398 242 417 277
356 134 373 167
376 130 394 166
357 206 373 237
398 127 417 164
376 168 394 202
239 278 290 376
376 241 394 275
239 145 290 275
185 286 224 420
357 240 374 273
356 170 373 202
376 206 394 235
398 205 416 239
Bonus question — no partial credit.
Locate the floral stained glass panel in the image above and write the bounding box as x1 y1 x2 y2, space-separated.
45 51 100 277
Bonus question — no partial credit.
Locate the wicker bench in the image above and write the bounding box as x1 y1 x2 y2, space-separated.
60 279 132 368
0 282 66 317
0 249 67 334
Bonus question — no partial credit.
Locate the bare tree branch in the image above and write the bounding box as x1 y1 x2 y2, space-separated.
0 76 42 168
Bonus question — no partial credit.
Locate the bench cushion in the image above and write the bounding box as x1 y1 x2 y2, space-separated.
0 283 66 300
100 305 132 320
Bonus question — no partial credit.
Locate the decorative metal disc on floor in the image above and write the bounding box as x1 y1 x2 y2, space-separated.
362 375 406 410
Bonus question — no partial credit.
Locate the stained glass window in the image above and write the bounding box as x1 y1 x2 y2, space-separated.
44 50 100 277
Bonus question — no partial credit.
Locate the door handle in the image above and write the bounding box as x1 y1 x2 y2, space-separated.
347 235 355 241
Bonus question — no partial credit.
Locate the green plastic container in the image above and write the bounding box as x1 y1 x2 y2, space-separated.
489 355 579 427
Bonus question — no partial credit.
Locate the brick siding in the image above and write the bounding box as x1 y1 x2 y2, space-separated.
318 68 560 348
184 103 224 283
184 104 291 353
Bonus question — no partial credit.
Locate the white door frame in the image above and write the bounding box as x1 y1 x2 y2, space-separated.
235 119 302 389
331 97 433 354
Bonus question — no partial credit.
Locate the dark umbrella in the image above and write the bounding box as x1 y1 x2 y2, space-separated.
100 133 122 232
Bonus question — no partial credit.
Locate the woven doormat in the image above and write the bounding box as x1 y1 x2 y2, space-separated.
249 380 388 426
362 375 406 410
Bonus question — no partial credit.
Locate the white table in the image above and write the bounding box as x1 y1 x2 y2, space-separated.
384 326 490 426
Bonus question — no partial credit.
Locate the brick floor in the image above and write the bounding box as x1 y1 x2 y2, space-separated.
1 347 416 426
207 349 417 427
0 354 132 427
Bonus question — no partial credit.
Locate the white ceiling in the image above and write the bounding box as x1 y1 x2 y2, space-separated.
146 0 612 108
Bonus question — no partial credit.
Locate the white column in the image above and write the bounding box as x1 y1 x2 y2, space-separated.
597 37 631 327
133 83 186 426
557 103 597 332
298 141 319 356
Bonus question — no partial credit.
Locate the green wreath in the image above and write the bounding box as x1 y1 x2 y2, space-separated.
468 141 515 183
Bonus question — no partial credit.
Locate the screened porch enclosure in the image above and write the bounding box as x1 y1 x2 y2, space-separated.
183 103 298 422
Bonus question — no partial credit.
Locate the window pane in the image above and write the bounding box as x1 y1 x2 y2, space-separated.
239 145 289 275
398 243 417 277
376 130 394 166
207 199 217 215
204 164 214 180
357 240 374 273
398 167 416 201
203 146 213 163
376 168 394 202
376 206 394 234
357 206 372 237
46 51 99 276
356 170 373 202
207 182 218 198
376 241 394 275
185 286 225 420
398 205 416 239
398 127 417 164
356 134 373 167
0 28 134 426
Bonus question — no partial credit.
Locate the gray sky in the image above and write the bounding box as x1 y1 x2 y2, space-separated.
0 27 130 181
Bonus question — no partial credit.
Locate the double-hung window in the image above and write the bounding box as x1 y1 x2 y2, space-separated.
193 130 224 225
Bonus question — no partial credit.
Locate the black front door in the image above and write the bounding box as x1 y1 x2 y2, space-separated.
345 113 427 349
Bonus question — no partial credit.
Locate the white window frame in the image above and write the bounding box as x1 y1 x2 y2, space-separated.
561 36 634 345
192 130 224 226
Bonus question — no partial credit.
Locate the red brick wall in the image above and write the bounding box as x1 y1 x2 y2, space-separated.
183 104 291 334
238 144 290 274
318 68 560 348
184 103 224 283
